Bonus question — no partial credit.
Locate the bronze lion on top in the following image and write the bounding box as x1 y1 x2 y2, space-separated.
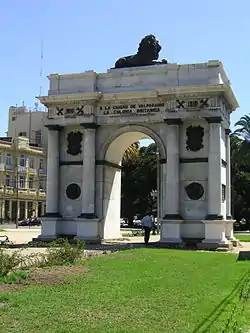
114 34 168 69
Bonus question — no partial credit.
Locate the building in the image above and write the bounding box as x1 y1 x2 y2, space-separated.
0 136 47 222
7 105 48 148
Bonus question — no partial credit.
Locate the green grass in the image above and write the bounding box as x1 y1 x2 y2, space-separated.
235 233 250 242
0 249 249 333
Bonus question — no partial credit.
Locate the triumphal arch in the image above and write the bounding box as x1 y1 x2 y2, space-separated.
38 35 238 249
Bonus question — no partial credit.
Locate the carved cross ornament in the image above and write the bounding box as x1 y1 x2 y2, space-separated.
48 106 94 118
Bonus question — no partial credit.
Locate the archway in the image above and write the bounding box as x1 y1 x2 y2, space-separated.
101 125 166 239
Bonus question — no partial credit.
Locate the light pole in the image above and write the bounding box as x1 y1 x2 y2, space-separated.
150 189 157 234
156 148 160 235
15 156 19 229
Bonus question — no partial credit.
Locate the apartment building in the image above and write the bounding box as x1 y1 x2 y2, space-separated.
0 136 47 222
7 105 48 148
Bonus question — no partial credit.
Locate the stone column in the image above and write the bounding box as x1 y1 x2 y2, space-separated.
39 125 61 241
44 125 61 217
160 119 182 244
25 201 28 219
225 129 232 219
225 129 236 241
76 123 99 242
206 117 223 220
79 123 97 218
201 117 228 248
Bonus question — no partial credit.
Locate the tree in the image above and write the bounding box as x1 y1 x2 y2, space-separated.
230 134 250 228
233 115 250 140
122 142 140 166
121 142 157 226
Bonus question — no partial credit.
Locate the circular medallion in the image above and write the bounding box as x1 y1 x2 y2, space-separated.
185 182 204 200
66 183 81 200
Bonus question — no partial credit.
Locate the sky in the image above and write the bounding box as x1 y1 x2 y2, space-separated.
1 0 250 137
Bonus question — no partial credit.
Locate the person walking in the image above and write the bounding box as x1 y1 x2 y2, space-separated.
141 213 153 245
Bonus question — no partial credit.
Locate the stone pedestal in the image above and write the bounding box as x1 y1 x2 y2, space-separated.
225 220 236 240
199 220 230 249
74 218 100 243
37 218 58 241
160 219 183 244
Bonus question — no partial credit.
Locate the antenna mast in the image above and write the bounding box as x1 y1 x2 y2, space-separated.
39 36 44 97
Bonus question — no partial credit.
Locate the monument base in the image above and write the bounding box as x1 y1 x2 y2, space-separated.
160 219 183 245
74 218 101 243
197 220 233 250
36 217 59 241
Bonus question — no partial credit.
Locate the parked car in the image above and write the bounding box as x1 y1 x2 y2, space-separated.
18 217 42 226
133 219 142 228
120 218 128 228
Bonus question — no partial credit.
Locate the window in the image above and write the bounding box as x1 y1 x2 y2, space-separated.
19 175 25 189
5 175 10 187
29 157 34 169
35 130 42 146
39 177 44 189
0 152 2 163
39 158 44 170
222 184 226 202
29 177 34 189
6 153 12 166
18 132 27 137
19 154 26 167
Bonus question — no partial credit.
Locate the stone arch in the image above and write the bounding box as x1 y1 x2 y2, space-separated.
100 124 166 240
101 124 166 164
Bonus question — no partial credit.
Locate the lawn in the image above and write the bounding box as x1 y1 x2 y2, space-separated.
0 249 249 333
235 233 250 242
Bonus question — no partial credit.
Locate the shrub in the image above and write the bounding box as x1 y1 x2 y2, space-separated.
1 270 28 284
0 248 23 277
44 239 85 266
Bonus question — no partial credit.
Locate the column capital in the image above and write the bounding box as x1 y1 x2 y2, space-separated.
45 125 62 131
164 118 183 125
225 129 231 135
205 117 222 124
80 123 98 129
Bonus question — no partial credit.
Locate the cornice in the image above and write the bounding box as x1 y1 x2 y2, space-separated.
37 92 102 106
38 83 238 112
48 70 97 80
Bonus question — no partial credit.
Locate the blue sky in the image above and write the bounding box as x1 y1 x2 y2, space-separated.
1 0 249 137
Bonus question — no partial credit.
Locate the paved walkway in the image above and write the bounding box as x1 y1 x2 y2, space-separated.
1 228 250 254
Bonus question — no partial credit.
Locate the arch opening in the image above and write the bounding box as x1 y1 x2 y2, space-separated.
101 128 165 240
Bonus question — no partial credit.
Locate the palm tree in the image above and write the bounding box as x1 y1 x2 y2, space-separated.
233 115 250 140
122 142 140 166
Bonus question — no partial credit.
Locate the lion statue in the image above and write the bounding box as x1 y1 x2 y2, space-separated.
114 34 168 69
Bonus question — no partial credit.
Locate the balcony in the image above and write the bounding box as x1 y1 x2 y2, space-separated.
29 189 37 195
5 187 14 194
29 168 37 174
39 169 46 174
39 189 46 196
5 164 13 170
18 188 28 194
18 166 27 172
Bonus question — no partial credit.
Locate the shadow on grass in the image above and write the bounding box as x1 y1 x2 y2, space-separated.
1 241 196 252
193 270 249 333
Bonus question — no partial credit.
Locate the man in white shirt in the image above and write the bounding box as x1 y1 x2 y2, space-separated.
141 213 153 245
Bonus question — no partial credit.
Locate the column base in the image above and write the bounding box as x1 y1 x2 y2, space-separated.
206 214 223 220
198 220 232 250
42 212 62 218
160 219 183 245
75 217 100 242
78 213 97 219
37 217 59 241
